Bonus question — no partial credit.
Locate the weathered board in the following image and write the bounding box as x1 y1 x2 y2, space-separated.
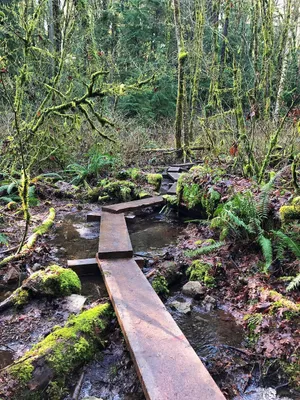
167 182 177 195
98 212 133 258
102 196 165 214
87 212 135 222
97 256 226 400
167 172 181 182
167 166 181 173
67 256 145 274
67 258 99 275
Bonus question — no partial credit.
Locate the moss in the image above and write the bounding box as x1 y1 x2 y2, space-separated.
281 360 300 390
10 359 34 384
177 165 225 216
291 197 300 205
147 173 162 190
186 260 215 286
152 275 169 296
138 191 150 199
99 180 138 202
128 168 143 181
13 288 29 308
179 51 188 60
163 194 178 206
279 205 300 223
39 265 81 296
8 304 111 389
261 288 300 318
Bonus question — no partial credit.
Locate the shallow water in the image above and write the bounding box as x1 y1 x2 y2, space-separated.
48 211 297 399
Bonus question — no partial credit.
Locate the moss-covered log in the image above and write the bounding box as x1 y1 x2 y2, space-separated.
0 208 55 268
0 265 81 312
0 303 112 400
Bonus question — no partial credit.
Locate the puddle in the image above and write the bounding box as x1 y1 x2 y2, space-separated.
129 214 182 254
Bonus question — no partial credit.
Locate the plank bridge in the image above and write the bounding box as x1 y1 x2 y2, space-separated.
68 166 226 400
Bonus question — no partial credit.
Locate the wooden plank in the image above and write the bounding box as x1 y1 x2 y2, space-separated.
167 172 181 182
87 212 135 222
167 182 177 195
98 212 133 258
102 196 165 214
96 256 225 400
67 258 99 275
68 256 145 274
167 166 181 173
171 163 195 168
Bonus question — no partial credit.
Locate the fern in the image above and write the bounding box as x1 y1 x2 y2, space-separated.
272 230 300 259
287 274 300 291
257 180 273 220
258 234 273 272
185 241 225 258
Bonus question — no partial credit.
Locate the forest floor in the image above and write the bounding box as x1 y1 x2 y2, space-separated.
0 166 299 400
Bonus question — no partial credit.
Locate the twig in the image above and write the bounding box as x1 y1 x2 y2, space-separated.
72 367 86 400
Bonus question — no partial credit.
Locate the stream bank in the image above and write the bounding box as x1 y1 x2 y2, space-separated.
0 202 299 400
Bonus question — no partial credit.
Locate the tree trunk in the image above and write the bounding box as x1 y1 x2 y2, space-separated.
172 0 187 151
188 0 205 142
274 0 293 122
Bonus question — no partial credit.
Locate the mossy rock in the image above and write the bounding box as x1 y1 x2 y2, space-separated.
186 260 215 287
177 165 225 217
279 205 300 223
1 304 112 399
147 173 162 191
98 180 139 203
152 275 169 296
8 266 81 309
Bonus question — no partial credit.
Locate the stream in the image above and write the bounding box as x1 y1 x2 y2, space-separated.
0 210 297 400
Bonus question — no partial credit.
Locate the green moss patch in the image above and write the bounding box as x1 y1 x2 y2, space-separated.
186 260 215 286
146 173 162 190
8 304 112 398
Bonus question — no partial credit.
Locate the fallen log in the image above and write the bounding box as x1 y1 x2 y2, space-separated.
0 207 56 268
141 146 209 153
0 303 112 400
0 265 81 312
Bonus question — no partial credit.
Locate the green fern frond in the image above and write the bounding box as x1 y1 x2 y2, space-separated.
185 241 225 258
287 274 300 291
258 234 273 272
272 230 300 259
226 210 255 234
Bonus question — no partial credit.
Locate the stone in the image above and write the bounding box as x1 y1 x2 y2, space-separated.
202 295 217 312
32 263 41 272
182 281 205 298
169 300 192 314
63 294 87 314
3 267 19 283
160 261 181 285
82 397 103 400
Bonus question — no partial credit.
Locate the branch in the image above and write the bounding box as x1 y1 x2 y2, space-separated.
0 208 55 268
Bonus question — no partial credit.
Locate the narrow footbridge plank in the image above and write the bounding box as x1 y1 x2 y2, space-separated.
97 256 225 400
102 196 165 214
98 212 133 259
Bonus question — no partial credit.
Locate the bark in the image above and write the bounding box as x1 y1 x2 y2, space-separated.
173 0 187 151
0 304 112 400
188 0 205 142
0 208 55 268
274 0 293 122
